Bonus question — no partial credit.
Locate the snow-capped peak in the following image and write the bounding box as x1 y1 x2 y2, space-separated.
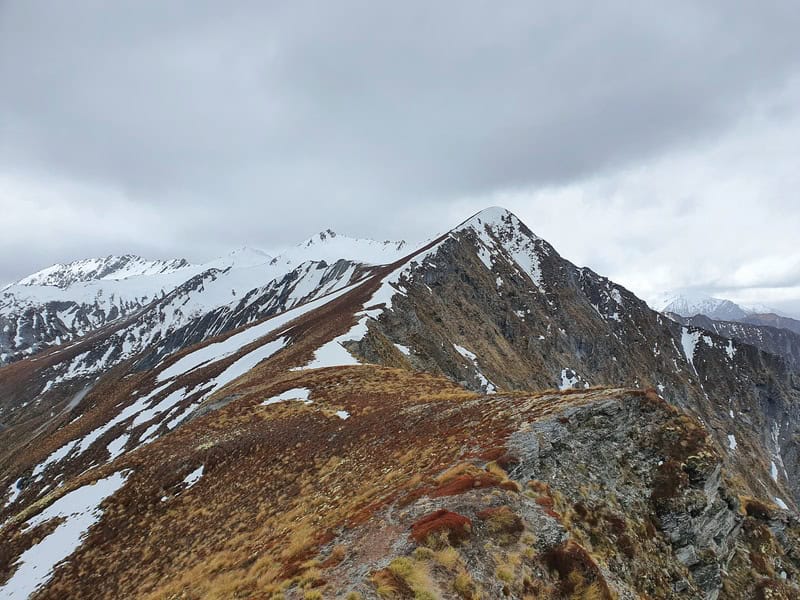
301 229 339 247
270 231 409 268
652 292 750 321
455 206 540 241
14 255 194 289
202 247 273 271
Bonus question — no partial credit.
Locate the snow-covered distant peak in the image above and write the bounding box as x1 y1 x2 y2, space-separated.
741 303 779 315
300 229 339 248
270 231 409 268
653 291 750 321
203 247 273 271
14 255 194 289
455 206 540 241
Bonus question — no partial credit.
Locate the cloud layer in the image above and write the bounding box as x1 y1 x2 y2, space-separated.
1 1 799 311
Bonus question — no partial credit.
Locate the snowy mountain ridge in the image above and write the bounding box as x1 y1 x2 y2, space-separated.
269 229 409 269
0 230 417 365
652 290 782 321
9 255 194 290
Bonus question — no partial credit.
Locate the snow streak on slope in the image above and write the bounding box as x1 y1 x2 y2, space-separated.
25 261 363 389
453 344 497 394
155 282 363 383
183 466 204 489
262 388 312 406
0 471 128 599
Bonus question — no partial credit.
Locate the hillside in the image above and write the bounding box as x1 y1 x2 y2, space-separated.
1 207 799 599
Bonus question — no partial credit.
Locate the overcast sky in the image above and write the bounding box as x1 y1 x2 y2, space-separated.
2 1 800 313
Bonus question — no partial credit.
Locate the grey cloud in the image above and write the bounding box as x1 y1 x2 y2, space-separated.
3 2 800 196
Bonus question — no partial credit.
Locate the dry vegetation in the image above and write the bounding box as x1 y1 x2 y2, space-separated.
2 344 798 600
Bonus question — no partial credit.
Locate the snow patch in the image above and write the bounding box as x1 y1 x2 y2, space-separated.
335 410 350 420
453 344 496 393
727 435 737 450
453 344 478 361
680 328 711 371
559 368 580 390
200 337 288 399
183 465 204 488
0 471 128 599
262 387 312 406
106 434 129 461
32 441 76 479
4 479 23 508
475 245 493 269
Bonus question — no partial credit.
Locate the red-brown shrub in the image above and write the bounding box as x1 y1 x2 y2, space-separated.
410 509 472 545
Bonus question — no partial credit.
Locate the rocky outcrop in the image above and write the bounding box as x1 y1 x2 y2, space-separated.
291 386 799 599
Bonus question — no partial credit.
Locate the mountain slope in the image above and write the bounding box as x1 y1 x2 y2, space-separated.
1 207 798 599
742 312 800 336
668 312 800 372
349 209 800 505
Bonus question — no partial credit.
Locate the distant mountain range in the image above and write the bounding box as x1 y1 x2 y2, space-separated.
0 235 409 365
650 292 800 372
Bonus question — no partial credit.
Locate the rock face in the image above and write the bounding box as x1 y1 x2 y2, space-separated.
506 394 736 599
1 207 799 599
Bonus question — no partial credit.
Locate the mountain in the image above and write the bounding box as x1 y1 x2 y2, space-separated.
9 255 194 289
653 292 752 321
0 234 407 366
1 207 799 599
270 229 409 269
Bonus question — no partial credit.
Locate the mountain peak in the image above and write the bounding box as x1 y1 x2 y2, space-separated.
454 206 541 245
14 255 193 289
272 231 408 268
654 291 751 321
458 206 516 227
303 229 338 247
203 246 273 270
455 206 539 239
